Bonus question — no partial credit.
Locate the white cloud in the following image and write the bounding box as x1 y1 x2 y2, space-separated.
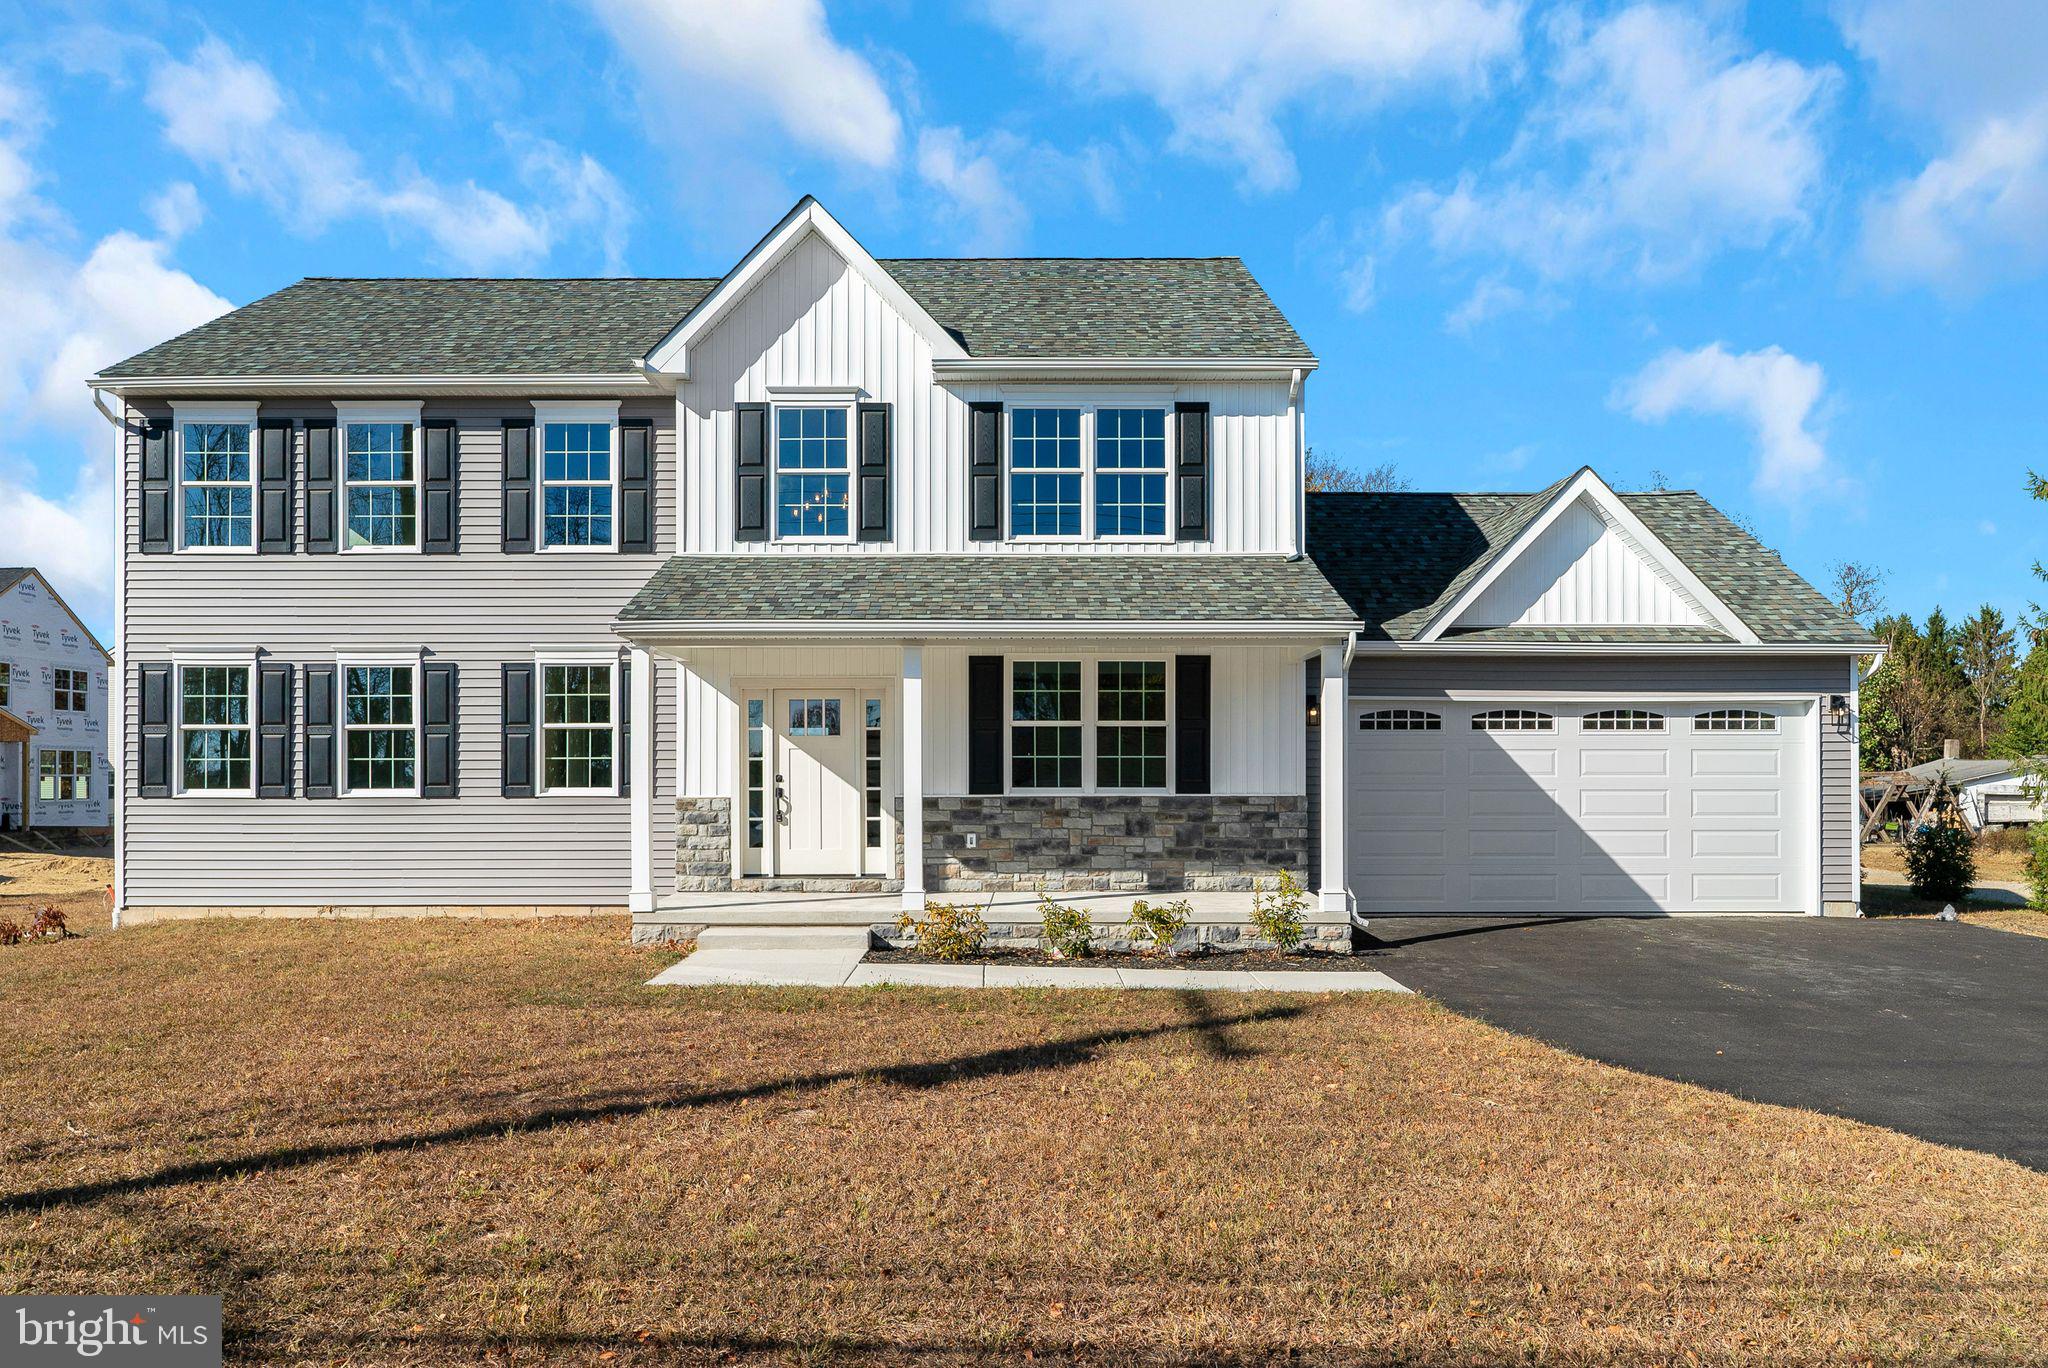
590 0 901 170
1444 272 1525 332
1613 342 1835 501
982 0 1523 193
1384 5 1836 298
1839 0 2048 290
144 38 624 273
146 181 203 238
915 125 1118 254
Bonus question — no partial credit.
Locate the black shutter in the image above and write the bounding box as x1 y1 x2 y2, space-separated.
1174 654 1211 795
618 658 631 797
138 662 172 796
502 419 534 553
257 419 294 554
734 402 769 542
1174 402 1210 542
255 661 294 797
303 664 337 798
421 419 458 554
968 402 1003 541
421 661 457 798
856 402 892 542
618 418 654 552
139 419 172 554
967 654 1004 794
501 662 535 797
304 418 337 554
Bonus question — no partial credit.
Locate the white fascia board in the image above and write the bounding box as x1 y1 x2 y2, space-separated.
92 373 664 398
169 399 259 424
532 398 622 422
1352 640 1875 656
644 197 967 377
614 618 1360 640
1416 467 1763 646
934 357 1317 381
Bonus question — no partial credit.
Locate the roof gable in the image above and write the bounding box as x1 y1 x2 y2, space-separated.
1 567 111 661
1453 491 1715 631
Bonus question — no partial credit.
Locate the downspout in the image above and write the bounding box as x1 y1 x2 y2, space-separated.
92 385 128 929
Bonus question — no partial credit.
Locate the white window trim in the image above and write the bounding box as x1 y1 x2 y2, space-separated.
51 666 88 714
171 402 260 555
535 650 623 796
37 748 94 803
337 655 425 798
769 400 859 544
0 661 9 708
1004 652 1175 796
171 654 259 799
534 400 621 553
336 401 426 555
1000 392 1176 546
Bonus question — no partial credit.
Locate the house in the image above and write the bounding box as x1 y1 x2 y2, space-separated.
0 567 113 833
89 198 1878 941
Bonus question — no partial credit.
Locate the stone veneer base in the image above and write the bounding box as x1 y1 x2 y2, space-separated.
923 794 1310 892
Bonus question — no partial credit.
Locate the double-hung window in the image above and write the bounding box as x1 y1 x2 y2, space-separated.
179 419 254 549
1010 658 1172 792
1009 408 1082 537
177 664 252 794
52 667 87 713
1095 661 1167 789
1093 409 1169 537
342 416 420 550
539 408 616 549
1010 661 1083 789
342 664 419 794
774 406 852 539
0 662 9 707
540 661 617 794
1006 404 1171 540
38 750 92 802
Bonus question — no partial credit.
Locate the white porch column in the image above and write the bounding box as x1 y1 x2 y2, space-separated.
628 645 655 914
1317 642 1349 916
900 643 926 910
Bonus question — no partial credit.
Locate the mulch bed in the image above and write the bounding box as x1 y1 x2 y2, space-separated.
865 943 1384 972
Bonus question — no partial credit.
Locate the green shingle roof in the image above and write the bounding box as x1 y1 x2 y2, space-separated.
1306 489 1875 647
99 258 1310 380
617 556 1359 627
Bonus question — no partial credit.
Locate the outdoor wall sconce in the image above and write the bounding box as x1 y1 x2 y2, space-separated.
1306 694 1321 725
1828 694 1849 720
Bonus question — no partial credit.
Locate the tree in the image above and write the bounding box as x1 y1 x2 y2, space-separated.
1958 605 2018 751
1997 636 2048 766
1303 448 1412 493
1830 561 1888 627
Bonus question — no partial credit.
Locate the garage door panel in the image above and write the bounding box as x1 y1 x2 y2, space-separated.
1579 788 1669 819
1470 828 1560 858
1469 747 1557 777
1353 786 1441 818
1468 786 1561 817
1580 748 1669 777
1583 828 1669 858
1583 872 1670 903
1693 749 1780 778
1693 872 1783 902
1692 789 1778 818
1356 828 1448 858
1471 873 1559 902
1355 748 1446 778
1692 829 1780 858
1365 874 1447 904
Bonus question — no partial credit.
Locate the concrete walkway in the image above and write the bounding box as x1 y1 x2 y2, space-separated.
648 928 1409 993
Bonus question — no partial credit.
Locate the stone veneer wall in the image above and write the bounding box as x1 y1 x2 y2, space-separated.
674 797 733 891
923 795 1309 892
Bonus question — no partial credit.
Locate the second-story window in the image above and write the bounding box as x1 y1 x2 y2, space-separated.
1010 407 1082 537
775 406 851 539
52 668 87 713
180 422 253 549
1005 405 1170 541
541 421 615 548
344 422 419 550
1094 409 1168 537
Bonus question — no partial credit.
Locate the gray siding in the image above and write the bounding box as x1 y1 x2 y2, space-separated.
120 398 677 906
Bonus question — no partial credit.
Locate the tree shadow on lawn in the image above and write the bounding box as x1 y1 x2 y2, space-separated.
0 992 1305 1215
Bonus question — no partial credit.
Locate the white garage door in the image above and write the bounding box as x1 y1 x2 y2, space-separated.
1347 702 1809 914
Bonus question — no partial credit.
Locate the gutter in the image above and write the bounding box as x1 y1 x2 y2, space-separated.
89 371 668 397
933 356 1318 380
613 618 1366 639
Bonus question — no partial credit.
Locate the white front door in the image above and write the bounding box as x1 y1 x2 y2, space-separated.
772 690 862 875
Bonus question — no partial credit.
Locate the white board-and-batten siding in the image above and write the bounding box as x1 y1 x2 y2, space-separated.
119 399 677 906
677 231 1302 556
1461 497 1709 628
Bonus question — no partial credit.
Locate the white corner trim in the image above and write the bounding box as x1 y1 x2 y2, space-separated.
645 197 968 377
1417 468 1762 646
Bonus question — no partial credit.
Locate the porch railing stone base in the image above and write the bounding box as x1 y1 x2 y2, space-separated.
874 921 1351 954
922 794 1310 893
675 796 734 892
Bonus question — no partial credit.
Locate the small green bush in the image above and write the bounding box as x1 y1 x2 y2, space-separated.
1904 823 1976 903
1126 898 1191 955
1250 870 1310 952
1038 891 1094 959
895 899 989 962
2027 823 2048 911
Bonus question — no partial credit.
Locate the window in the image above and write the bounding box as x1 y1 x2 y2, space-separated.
52 668 87 713
774 407 852 539
1009 408 1082 537
541 421 614 548
1694 708 1777 732
540 662 616 792
1094 409 1169 537
38 750 92 802
343 665 418 793
344 422 418 549
180 422 253 548
786 697 841 736
1096 660 1167 789
745 699 766 850
1472 709 1554 732
1358 709 1442 731
1011 661 1082 789
1583 709 1664 732
178 665 251 793
864 698 884 851
1 662 12 708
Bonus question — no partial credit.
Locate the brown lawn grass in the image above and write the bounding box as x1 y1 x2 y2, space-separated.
1862 837 2029 884
2 893 2046 1366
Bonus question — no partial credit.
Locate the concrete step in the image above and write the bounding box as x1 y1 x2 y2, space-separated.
692 926 873 955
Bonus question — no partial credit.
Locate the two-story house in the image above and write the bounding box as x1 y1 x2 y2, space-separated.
0 567 112 834
91 198 1875 944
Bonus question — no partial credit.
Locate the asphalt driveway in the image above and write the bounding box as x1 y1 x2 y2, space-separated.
1357 915 2048 1169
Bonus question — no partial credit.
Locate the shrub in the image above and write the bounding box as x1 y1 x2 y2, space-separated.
1126 898 1191 956
895 899 989 962
1038 891 1094 959
0 918 20 947
1904 823 1976 903
1250 870 1310 952
27 905 68 940
2028 824 2048 911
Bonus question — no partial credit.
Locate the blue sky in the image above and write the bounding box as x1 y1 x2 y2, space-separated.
1 0 2043 641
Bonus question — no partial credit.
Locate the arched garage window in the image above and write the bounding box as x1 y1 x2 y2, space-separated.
1472 709 1553 732
1357 709 1441 731
1583 709 1665 731
1694 708 1776 732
